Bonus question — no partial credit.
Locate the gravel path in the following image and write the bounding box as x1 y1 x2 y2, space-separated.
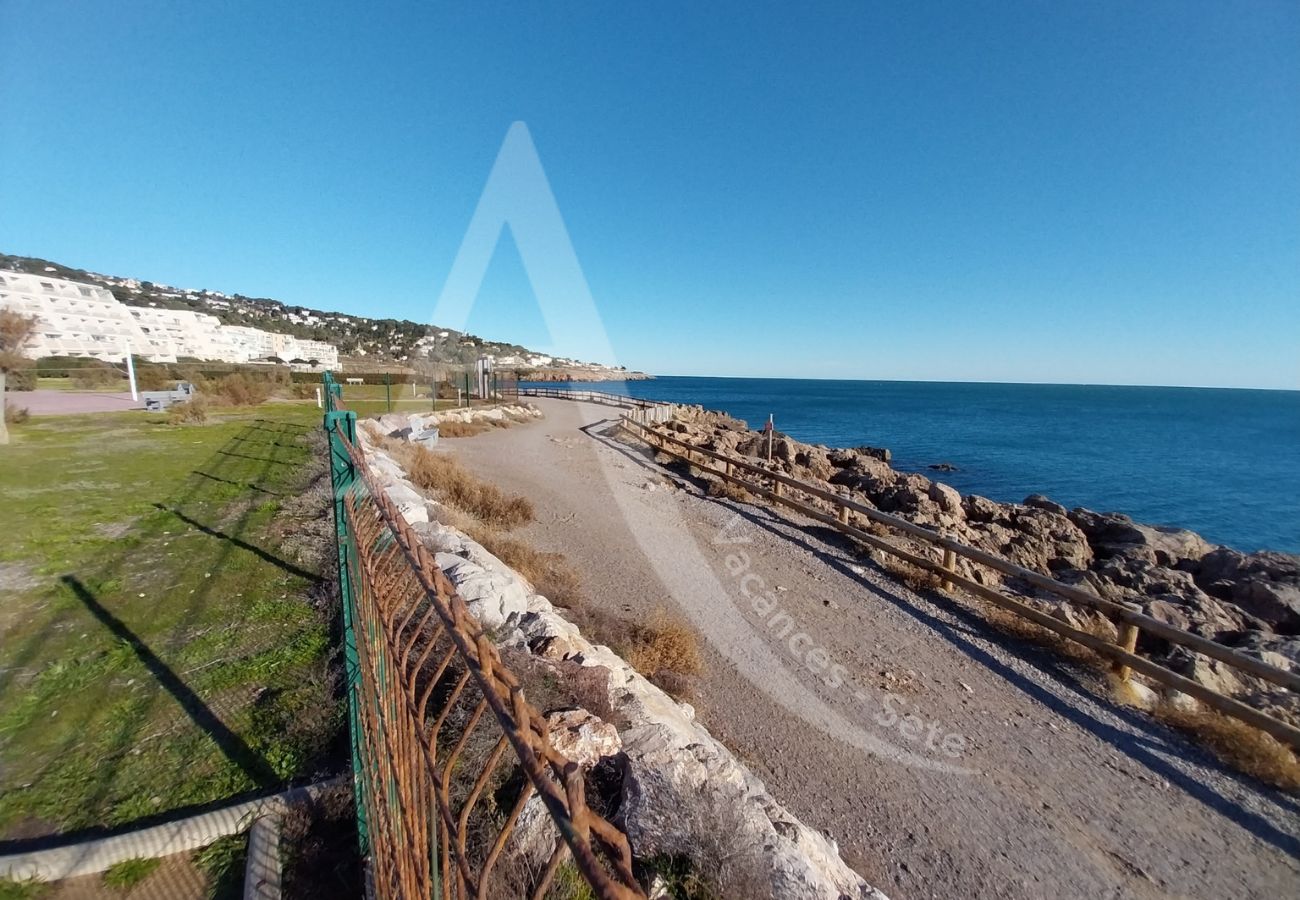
15 390 140 416
450 398 1300 900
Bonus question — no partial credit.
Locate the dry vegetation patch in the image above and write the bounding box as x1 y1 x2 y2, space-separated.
397 443 535 529
706 478 751 503
437 419 492 438
467 524 583 608
1153 702 1300 791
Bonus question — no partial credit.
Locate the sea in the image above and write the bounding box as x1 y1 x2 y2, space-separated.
521 377 1300 554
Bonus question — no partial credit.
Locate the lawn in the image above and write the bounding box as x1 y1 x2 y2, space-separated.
0 404 339 840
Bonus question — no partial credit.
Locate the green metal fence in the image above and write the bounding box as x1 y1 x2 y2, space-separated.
321 372 643 900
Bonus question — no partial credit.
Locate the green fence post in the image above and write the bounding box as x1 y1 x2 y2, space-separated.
384 372 392 413
323 409 369 856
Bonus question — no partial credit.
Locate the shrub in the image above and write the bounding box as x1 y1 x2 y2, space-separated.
626 608 703 682
707 478 751 502
4 401 30 425
879 555 946 592
71 364 122 389
437 420 491 438
4 368 35 391
132 363 172 391
167 396 209 424
211 373 272 406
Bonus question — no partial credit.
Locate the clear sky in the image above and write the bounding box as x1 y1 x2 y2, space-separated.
2 2 1296 388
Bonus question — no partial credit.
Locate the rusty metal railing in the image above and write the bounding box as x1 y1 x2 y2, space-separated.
322 374 644 899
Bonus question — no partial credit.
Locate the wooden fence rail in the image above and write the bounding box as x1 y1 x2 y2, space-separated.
601 413 1300 751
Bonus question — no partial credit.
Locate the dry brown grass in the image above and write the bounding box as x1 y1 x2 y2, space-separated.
879 555 947 592
1154 702 1300 791
466 524 583 608
626 608 703 682
397 443 534 529
707 478 751 502
437 420 492 438
167 396 209 424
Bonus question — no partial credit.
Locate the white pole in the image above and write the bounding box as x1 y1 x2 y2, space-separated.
124 349 139 402
315 386 322 409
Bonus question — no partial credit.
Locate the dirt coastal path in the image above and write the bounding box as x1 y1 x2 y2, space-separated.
451 397 1300 899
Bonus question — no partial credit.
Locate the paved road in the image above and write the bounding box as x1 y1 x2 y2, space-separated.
449 397 1300 900
12 390 140 416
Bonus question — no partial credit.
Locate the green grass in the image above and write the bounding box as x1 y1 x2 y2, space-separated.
0 879 47 900
102 857 162 891
194 834 247 900
34 376 125 392
0 405 338 840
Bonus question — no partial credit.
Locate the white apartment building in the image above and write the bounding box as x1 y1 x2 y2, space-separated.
0 270 338 368
0 271 168 362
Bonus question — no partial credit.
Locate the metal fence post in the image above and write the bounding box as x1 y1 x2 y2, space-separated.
324 408 369 855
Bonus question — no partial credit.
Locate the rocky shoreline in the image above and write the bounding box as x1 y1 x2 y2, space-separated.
519 367 652 382
663 406 1300 724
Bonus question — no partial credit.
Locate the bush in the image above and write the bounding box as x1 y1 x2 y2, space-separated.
211 373 272 406
4 368 35 391
707 478 751 502
72 364 123 389
626 608 703 681
167 397 209 424
437 420 491 438
132 363 172 391
4 401 30 425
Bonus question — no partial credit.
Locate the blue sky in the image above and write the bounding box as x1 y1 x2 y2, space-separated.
1 1 1296 388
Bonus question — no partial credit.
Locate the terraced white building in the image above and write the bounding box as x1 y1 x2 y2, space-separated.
0 270 338 368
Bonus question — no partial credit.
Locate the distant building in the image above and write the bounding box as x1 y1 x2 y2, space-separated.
0 270 339 368
0 271 165 362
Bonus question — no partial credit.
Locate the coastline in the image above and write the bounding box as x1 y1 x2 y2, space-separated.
659 403 1300 718
520 376 1300 554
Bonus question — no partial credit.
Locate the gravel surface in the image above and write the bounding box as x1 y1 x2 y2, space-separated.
15 390 140 416
450 397 1300 900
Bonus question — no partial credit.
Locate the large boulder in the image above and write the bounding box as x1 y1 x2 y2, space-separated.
619 722 885 900
1069 509 1212 568
545 709 622 769
963 494 1005 524
1003 506 1092 573
434 552 529 630
375 412 412 436
384 483 429 525
1194 548 1300 631
1023 494 1067 516
928 481 964 517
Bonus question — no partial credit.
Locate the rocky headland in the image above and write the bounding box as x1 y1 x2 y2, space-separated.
661 407 1300 724
520 366 652 383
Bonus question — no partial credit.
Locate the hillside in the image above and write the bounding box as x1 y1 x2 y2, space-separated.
0 251 643 378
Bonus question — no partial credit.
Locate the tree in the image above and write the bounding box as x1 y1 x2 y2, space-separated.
0 310 38 445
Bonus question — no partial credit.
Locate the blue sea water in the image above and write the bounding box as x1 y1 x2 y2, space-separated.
524 377 1300 554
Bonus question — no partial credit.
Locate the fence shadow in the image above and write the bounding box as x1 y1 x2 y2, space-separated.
61 574 278 787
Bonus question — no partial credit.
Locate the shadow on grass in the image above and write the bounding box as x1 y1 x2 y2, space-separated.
61 575 278 787
0 416 334 847
152 504 320 583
